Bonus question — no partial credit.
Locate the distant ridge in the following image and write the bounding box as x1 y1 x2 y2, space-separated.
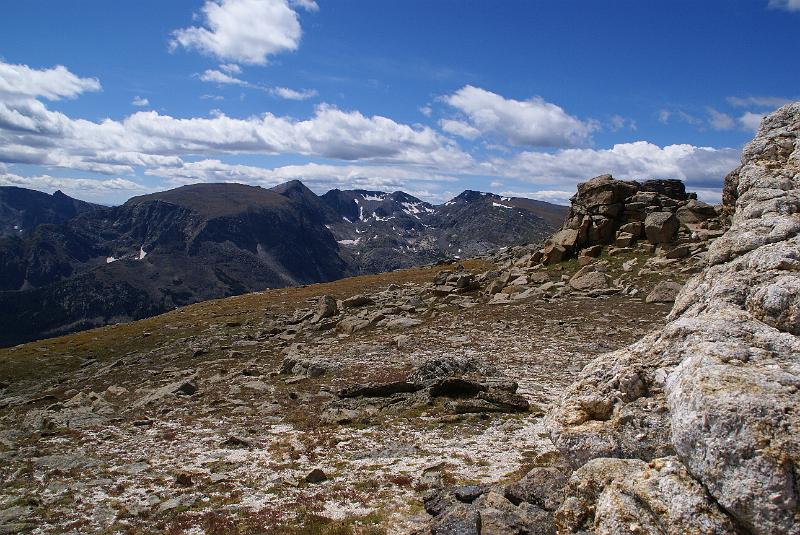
0 181 565 345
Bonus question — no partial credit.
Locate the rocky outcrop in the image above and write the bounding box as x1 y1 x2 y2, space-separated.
548 103 800 533
539 174 727 264
324 355 530 424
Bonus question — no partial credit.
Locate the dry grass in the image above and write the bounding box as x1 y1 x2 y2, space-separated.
0 259 492 384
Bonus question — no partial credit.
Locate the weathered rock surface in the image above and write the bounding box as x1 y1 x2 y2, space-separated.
327 355 529 421
549 102 800 534
538 172 727 264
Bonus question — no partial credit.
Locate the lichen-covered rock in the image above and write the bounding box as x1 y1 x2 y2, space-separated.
644 211 678 244
555 457 736 534
548 102 800 534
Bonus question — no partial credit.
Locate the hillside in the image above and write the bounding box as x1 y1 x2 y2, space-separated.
0 101 765 533
0 182 563 346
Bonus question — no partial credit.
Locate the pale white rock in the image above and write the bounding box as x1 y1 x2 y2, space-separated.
549 102 800 534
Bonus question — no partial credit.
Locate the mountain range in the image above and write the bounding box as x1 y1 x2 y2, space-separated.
0 181 564 346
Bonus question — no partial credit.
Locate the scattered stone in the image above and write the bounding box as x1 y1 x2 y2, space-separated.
175 381 198 396
569 270 609 291
342 295 374 308
305 468 327 484
221 436 251 449
312 295 338 322
175 472 194 487
645 281 683 303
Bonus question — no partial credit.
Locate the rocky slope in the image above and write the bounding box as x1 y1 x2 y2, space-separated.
0 182 561 347
1 105 794 534
0 154 733 533
423 105 800 533
546 101 800 535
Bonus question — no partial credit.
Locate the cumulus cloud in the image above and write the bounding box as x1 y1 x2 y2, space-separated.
439 119 480 140
483 141 740 203
1 61 744 207
131 96 149 107
0 61 100 100
442 86 597 147
739 112 764 132
768 0 800 11
270 86 317 100
0 171 148 203
147 159 456 189
0 60 471 176
170 0 314 65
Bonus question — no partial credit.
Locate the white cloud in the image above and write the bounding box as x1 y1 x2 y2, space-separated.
170 0 313 65
218 63 242 75
198 69 249 85
1 61 744 207
707 108 735 130
0 62 100 100
0 60 471 175
195 69 250 87
271 86 317 100
290 0 318 11
419 105 432 117
439 119 481 140
131 96 150 107
768 0 800 11
739 111 764 132
197 70 317 100
484 141 740 202
145 159 457 197
442 85 597 147
726 95 793 108
0 172 148 203
500 189 574 206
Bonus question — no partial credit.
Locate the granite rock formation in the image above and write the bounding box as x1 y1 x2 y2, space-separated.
539 175 727 265
548 103 800 533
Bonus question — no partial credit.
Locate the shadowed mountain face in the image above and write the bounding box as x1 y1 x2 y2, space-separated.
0 181 564 345
0 187 103 237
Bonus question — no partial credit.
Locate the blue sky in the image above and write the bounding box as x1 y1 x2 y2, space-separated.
0 0 798 205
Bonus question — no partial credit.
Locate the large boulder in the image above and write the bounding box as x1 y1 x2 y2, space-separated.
644 211 679 243
548 102 800 534
573 174 639 209
555 457 735 534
